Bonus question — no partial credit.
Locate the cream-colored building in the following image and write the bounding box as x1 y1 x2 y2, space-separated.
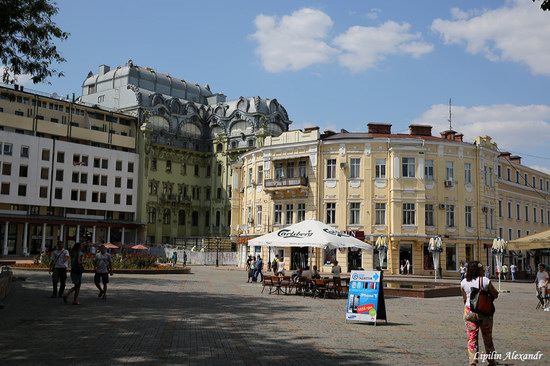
232 123 550 277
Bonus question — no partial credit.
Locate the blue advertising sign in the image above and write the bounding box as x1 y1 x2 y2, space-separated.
346 270 381 323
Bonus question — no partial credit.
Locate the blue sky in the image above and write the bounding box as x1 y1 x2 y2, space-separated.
19 0 550 172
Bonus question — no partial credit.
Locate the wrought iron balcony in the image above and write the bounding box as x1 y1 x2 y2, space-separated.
263 176 308 190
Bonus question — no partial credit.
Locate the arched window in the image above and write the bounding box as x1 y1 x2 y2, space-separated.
163 209 171 224
216 143 223 152
215 211 221 227
178 210 186 225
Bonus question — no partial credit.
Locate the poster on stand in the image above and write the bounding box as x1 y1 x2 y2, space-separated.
345 270 381 323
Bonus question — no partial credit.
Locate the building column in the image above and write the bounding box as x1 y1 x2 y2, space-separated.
121 227 125 245
41 223 47 253
59 224 65 242
107 227 111 243
3 221 9 256
22 222 29 256
92 226 96 243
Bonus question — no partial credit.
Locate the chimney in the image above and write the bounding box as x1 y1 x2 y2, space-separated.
440 129 457 141
499 152 512 160
303 126 319 133
367 123 392 134
408 124 432 136
510 155 522 165
98 64 110 76
453 133 463 142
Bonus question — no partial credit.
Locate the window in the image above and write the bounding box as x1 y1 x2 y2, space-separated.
151 158 157 171
247 168 253 186
274 204 282 225
424 160 434 180
217 188 222 199
4 143 12 156
126 195 132 205
18 184 26 196
541 209 545 224
72 172 79 183
2 163 11 175
115 177 121 188
194 164 199 176
298 160 307 177
402 203 416 225
285 204 293 225
507 202 512 219
163 209 171 224
94 158 101 168
206 164 211 177
38 186 47 198
516 204 521 220
79 191 86 201
41 149 50 161
178 210 185 225
192 211 199 226
534 207 537 223
446 244 457 271
205 188 211 200
402 158 415 178
425 204 434 226
326 202 336 224
166 160 172 173
100 192 106 203
57 151 64 163
508 228 513 241
114 193 120 204
446 205 455 227
497 165 501 178
445 161 454 181
127 179 133 189
146 208 156 224
375 159 386 179
92 192 99 202
507 168 511 181
101 159 108 169
217 164 222 176
20 146 29 158
464 163 472 184
0 183 9 195
40 167 48 179
54 188 62 199
525 205 529 221
80 173 87 184
465 206 473 228
375 203 386 225
71 190 78 201
19 165 28 178
524 173 528 186
275 163 284 179
256 205 263 226
286 162 295 178
128 162 134 173
257 166 263 185
326 159 336 179
350 158 360 179
350 202 360 225
498 200 502 217
297 203 305 222
116 160 122 171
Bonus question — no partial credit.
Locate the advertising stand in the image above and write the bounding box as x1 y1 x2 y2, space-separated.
345 270 387 325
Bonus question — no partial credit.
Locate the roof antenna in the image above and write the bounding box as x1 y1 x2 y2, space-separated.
448 98 453 131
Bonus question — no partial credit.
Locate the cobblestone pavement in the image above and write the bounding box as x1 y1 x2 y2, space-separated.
0 267 547 366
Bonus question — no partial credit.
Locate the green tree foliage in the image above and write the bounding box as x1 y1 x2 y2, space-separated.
534 0 550 11
0 0 69 84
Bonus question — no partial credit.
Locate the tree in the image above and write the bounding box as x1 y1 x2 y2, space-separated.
0 0 69 84
533 0 550 11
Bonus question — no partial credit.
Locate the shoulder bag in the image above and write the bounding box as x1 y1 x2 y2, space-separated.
470 277 495 316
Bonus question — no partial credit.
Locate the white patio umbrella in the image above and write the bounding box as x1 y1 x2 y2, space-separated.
492 237 507 292
248 220 373 251
375 235 388 268
428 236 443 282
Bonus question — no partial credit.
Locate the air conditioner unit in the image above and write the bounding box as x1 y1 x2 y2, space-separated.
482 207 488 213
438 204 446 209
444 180 454 187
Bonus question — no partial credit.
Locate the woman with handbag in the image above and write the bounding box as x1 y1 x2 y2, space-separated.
63 242 84 305
460 261 499 366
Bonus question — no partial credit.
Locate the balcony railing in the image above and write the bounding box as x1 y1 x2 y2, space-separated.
264 176 308 189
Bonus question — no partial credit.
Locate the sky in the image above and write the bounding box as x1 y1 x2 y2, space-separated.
17 0 550 173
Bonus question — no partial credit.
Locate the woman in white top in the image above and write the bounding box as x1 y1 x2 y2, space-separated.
460 261 499 366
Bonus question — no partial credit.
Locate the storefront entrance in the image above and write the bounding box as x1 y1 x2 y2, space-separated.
399 243 413 274
348 248 362 271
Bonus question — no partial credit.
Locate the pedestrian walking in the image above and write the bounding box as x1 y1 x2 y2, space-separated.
49 240 70 298
63 242 84 305
253 255 263 282
94 244 113 300
510 263 518 281
171 251 178 267
460 261 499 366
501 264 508 281
247 256 255 283
459 261 467 282
183 251 187 266
485 265 491 279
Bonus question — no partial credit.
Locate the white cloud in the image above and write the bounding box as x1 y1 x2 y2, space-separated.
412 103 550 171
251 8 336 72
432 0 550 75
366 8 382 20
333 21 433 73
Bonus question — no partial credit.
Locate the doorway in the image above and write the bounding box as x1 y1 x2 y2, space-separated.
399 243 413 274
291 247 308 270
348 248 362 271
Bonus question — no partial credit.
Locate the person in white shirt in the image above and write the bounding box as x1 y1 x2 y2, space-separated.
49 241 70 298
94 245 113 300
510 264 518 282
277 257 286 275
535 264 549 311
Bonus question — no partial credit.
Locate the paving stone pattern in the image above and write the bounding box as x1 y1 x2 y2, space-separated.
0 267 547 366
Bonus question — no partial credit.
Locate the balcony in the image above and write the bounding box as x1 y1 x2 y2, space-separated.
263 176 308 191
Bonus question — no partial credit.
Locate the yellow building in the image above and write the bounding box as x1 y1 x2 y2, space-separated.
232 123 550 277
